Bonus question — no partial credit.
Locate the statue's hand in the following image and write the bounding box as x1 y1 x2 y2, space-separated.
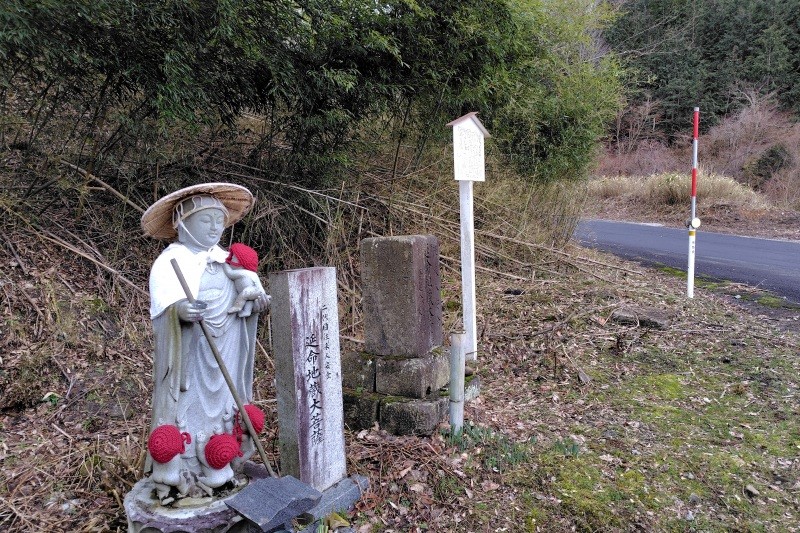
252 293 271 314
176 299 208 322
245 276 270 314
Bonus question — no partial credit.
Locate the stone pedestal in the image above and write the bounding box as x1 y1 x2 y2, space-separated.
126 466 369 533
125 479 245 533
124 463 269 533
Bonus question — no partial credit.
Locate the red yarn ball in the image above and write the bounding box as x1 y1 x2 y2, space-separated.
243 404 265 434
205 433 242 469
148 425 191 464
226 243 259 272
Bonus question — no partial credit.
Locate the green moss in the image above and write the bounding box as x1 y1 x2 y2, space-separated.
657 265 728 290
618 373 686 403
545 458 626 528
755 294 800 309
85 296 110 315
658 266 686 279
444 299 460 312
369 345 443 362
375 393 405 405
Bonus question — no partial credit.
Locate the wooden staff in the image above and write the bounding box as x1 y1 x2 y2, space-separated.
170 258 277 478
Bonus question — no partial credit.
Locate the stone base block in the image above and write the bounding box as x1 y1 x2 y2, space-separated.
340 352 376 391
344 374 479 435
375 348 449 399
342 389 382 430
380 397 448 436
297 475 369 533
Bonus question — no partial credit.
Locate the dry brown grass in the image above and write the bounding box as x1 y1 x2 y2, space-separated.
586 171 767 215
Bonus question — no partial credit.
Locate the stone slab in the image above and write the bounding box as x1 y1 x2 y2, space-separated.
298 474 370 532
375 349 450 399
243 475 368 533
380 396 448 436
226 476 321 532
360 235 443 357
611 306 671 329
271 267 347 492
340 351 376 392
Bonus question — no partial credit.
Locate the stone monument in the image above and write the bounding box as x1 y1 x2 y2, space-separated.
269 266 368 530
341 235 477 435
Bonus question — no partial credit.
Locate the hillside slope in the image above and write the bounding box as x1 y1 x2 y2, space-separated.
1 192 798 531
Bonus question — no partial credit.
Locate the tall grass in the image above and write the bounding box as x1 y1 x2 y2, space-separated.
587 171 767 213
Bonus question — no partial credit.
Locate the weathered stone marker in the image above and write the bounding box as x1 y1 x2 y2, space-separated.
361 235 443 357
341 235 465 436
271 267 347 492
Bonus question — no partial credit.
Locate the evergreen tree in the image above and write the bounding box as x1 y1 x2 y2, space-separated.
606 0 800 138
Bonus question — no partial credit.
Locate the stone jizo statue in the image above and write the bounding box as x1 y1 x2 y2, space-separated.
140 183 269 501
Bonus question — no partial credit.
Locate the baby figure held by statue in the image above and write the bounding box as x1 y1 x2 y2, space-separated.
222 243 270 317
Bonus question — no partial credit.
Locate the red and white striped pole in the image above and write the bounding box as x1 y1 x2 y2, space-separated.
687 107 701 298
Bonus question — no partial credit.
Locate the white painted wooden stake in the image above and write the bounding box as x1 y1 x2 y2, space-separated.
449 332 466 433
687 230 697 298
447 112 490 362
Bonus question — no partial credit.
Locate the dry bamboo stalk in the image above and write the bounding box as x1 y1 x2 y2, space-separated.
60 160 145 213
440 254 529 281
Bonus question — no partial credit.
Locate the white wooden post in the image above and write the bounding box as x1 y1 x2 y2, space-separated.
447 112 490 362
459 180 477 361
449 332 466 433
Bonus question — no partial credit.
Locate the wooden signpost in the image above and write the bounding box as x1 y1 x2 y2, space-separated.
447 112 490 362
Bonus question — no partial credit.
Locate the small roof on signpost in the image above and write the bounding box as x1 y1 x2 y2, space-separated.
447 112 490 183
446 112 491 137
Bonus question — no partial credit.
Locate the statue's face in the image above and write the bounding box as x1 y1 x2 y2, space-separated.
182 208 225 248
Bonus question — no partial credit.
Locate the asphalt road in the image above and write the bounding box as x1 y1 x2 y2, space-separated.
574 219 800 304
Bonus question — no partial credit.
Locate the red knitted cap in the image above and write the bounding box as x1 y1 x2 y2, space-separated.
226 243 259 272
148 425 191 464
243 404 266 434
205 433 242 469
